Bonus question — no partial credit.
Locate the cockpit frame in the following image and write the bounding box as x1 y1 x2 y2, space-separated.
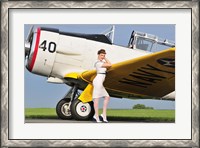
128 31 175 52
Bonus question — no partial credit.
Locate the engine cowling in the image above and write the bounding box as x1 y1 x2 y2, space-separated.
25 27 59 77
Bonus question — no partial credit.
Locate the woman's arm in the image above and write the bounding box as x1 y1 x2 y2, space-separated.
102 57 112 68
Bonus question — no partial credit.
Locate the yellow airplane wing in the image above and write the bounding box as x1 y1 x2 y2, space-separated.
65 47 175 102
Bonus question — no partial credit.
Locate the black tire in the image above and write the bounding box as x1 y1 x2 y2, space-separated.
56 98 73 120
70 99 94 120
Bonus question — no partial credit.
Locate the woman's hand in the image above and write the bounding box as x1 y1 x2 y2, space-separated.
102 57 112 68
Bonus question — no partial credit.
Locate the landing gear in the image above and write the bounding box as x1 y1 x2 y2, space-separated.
56 85 94 120
56 98 72 119
71 99 94 120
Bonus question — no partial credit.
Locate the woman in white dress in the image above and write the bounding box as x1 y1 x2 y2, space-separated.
92 49 112 123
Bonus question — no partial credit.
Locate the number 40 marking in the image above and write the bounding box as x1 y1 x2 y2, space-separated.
39 40 56 53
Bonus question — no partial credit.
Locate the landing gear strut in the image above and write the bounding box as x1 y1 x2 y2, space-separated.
56 85 94 120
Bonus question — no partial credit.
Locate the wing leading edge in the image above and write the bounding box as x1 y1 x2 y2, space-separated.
65 47 175 102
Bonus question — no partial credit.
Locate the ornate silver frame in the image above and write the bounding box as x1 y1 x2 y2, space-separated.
1 1 199 147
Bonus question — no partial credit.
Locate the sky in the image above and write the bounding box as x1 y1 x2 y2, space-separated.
24 24 175 109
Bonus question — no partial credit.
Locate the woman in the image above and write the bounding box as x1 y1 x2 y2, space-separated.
92 49 112 123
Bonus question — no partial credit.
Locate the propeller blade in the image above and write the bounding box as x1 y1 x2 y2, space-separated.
26 25 34 42
25 42 31 58
25 26 34 58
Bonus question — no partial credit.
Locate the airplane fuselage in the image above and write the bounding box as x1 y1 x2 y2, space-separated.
25 27 175 100
27 27 150 81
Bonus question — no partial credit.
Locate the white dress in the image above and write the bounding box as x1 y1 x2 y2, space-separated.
92 60 109 99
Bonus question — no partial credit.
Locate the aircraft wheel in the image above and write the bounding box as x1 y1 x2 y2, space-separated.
56 98 73 120
71 99 94 120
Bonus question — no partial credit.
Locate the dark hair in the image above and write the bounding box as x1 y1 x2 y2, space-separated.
97 49 106 55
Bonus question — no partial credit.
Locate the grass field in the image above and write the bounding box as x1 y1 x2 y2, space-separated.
25 108 175 122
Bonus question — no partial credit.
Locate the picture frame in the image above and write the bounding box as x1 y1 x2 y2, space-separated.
1 1 199 147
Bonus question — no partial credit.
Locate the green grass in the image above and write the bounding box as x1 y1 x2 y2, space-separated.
25 108 57 119
25 108 175 122
106 109 175 122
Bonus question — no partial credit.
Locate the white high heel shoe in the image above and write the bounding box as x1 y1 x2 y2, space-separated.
93 116 102 123
100 114 108 123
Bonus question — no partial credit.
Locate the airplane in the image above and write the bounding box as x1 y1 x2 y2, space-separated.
25 25 175 120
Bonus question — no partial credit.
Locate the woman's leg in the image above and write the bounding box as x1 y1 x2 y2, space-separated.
93 98 100 120
102 96 110 120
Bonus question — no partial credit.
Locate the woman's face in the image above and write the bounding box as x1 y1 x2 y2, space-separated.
98 53 106 61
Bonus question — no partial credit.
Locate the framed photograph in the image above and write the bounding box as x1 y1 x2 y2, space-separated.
1 1 199 147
